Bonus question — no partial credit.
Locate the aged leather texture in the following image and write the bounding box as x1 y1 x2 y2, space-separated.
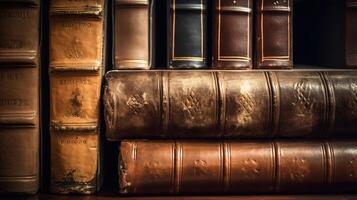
255 0 293 69
49 0 106 194
114 0 152 69
119 140 357 194
0 0 40 194
167 0 207 69
104 70 357 140
346 0 357 66
213 0 252 69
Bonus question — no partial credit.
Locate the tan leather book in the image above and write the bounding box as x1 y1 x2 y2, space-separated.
255 0 293 69
0 0 40 194
120 140 357 194
49 0 106 194
213 0 253 69
104 70 357 140
114 0 153 69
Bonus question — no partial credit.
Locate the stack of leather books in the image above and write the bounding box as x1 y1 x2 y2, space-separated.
1 0 357 198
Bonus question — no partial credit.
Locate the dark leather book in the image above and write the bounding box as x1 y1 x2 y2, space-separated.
346 0 357 66
167 0 207 69
114 0 153 69
49 0 106 194
213 0 252 69
0 0 40 194
104 70 357 140
255 0 293 69
120 140 357 194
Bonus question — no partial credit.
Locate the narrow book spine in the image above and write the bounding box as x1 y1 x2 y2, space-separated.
49 0 105 194
104 71 357 139
0 0 40 194
119 140 357 194
213 0 252 69
114 0 151 69
167 0 207 69
346 0 357 66
255 0 293 69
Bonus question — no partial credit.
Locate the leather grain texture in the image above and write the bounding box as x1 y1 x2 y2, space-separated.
104 70 357 140
114 0 152 69
119 140 357 194
49 0 106 194
0 0 40 194
255 0 293 69
213 0 252 69
167 0 207 69
346 0 357 66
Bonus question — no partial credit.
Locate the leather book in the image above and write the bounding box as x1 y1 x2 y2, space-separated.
255 0 293 69
0 0 40 194
114 0 153 69
167 0 207 69
213 0 252 69
49 0 106 194
119 140 357 194
346 0 357 66
104 70 357 140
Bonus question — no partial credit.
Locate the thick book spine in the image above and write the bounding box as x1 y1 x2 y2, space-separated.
213 0 252 69
114 0 152 69
167 0 207 69
120 140 357 194
255 0 293 69
49 0 105 194
346 0 357 66
0 0 40 194
104 70 357 140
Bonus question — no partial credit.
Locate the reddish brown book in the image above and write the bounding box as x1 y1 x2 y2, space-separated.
119 140 357 194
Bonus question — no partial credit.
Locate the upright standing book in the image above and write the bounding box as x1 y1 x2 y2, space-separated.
213 0 252 69
167 0 207 69
255 0 293 69
49 0 106 194
0 0 40 194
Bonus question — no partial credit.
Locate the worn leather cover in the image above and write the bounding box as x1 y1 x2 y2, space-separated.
255 0 293 69
0 0 40 194
49 0 105 194
167 0 207 69
346 0 357 66
213 0 252 69
119 140 357 194
104 70 357 140
114 0 152 69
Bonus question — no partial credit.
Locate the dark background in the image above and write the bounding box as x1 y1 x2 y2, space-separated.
39 0 348 194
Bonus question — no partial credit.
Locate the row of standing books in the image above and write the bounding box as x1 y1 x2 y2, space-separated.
1 0 357 195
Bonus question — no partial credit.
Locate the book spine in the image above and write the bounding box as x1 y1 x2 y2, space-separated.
255 0 292 69
49 0 105 194
104 71 357 140
346 0 357 66
119 140 357 194
213 0 252 69
114 0 151 69
0 0 40 194
167 0 207 69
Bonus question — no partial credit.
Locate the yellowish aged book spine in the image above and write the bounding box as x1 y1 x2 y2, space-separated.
49 0 105 194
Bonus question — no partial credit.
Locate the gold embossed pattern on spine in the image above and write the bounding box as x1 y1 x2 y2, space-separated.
49 0 105 194
104 71 357 139
119 140 357 194
0 0 40 194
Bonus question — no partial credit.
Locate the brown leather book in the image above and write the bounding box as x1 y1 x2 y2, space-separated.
346 0 357 66
0 0 40 194
213 0 252 69
114 0 153 69
120 140 357 194
49 0 106 194
104 70 357 140
255 0 293 69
